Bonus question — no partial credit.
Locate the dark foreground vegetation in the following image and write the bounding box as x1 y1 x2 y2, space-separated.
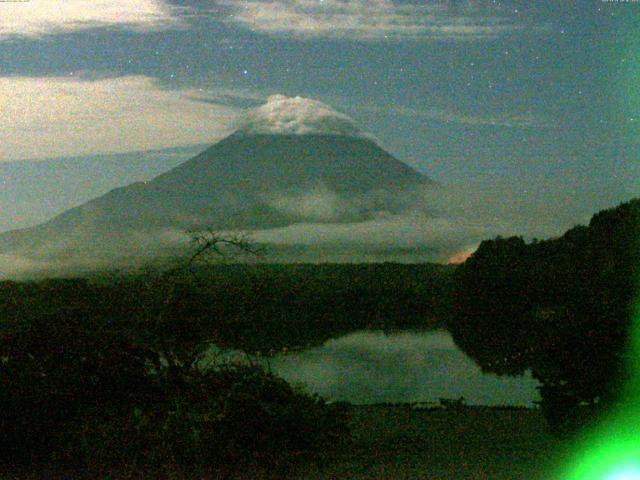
289 404 557 480
449 198 640 434
0 261 449 477
2 262 451 353
0 301 348 478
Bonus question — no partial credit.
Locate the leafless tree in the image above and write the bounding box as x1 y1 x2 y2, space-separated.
185 229 263 268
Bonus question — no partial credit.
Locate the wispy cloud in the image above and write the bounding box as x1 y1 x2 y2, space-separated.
217 0 545 41
0 0 185 39
358 104 551 128
186 91 266 109
248 213 492 252
0 75 239 161
236 181 569 262
428 110 547 128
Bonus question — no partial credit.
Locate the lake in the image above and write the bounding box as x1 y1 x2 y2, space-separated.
269 330 540 406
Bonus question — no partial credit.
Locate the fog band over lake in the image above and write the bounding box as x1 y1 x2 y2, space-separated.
269 330 540 407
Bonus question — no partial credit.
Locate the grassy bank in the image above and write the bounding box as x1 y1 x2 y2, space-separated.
8 405 559 479
294 404 558 480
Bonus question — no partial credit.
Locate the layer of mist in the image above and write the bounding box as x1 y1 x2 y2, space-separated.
0 177 578 278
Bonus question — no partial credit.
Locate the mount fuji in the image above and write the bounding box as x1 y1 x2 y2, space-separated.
0 95 434 269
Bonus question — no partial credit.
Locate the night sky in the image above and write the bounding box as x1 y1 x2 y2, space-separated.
1 0 638 241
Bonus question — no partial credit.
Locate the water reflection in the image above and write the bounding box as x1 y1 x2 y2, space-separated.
270 330 540 406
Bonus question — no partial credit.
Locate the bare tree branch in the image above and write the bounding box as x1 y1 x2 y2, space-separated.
185 229 263 268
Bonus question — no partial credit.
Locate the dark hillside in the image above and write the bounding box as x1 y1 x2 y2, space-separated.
448 198 640 433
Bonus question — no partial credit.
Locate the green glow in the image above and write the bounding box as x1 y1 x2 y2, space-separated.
555 301 640 480
606 467 640 480
554 13 640 478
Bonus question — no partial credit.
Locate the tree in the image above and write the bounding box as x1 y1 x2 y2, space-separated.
0 230 348 476
448 198 640 434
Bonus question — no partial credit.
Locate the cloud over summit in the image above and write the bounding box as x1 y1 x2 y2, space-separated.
235 94 369 139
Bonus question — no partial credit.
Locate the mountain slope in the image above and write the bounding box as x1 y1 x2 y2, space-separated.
0 145 206 233
0 133 431 259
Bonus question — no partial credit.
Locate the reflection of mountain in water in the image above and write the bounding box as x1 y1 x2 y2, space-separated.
271 330 540 406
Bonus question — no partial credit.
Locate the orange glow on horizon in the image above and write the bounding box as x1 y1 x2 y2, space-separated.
448 249 475 265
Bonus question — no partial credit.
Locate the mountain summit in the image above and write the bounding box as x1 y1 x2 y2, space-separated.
235 94 371 139
0 95 432 268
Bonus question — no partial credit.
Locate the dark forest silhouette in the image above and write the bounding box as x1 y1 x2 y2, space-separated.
448 198 640 433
